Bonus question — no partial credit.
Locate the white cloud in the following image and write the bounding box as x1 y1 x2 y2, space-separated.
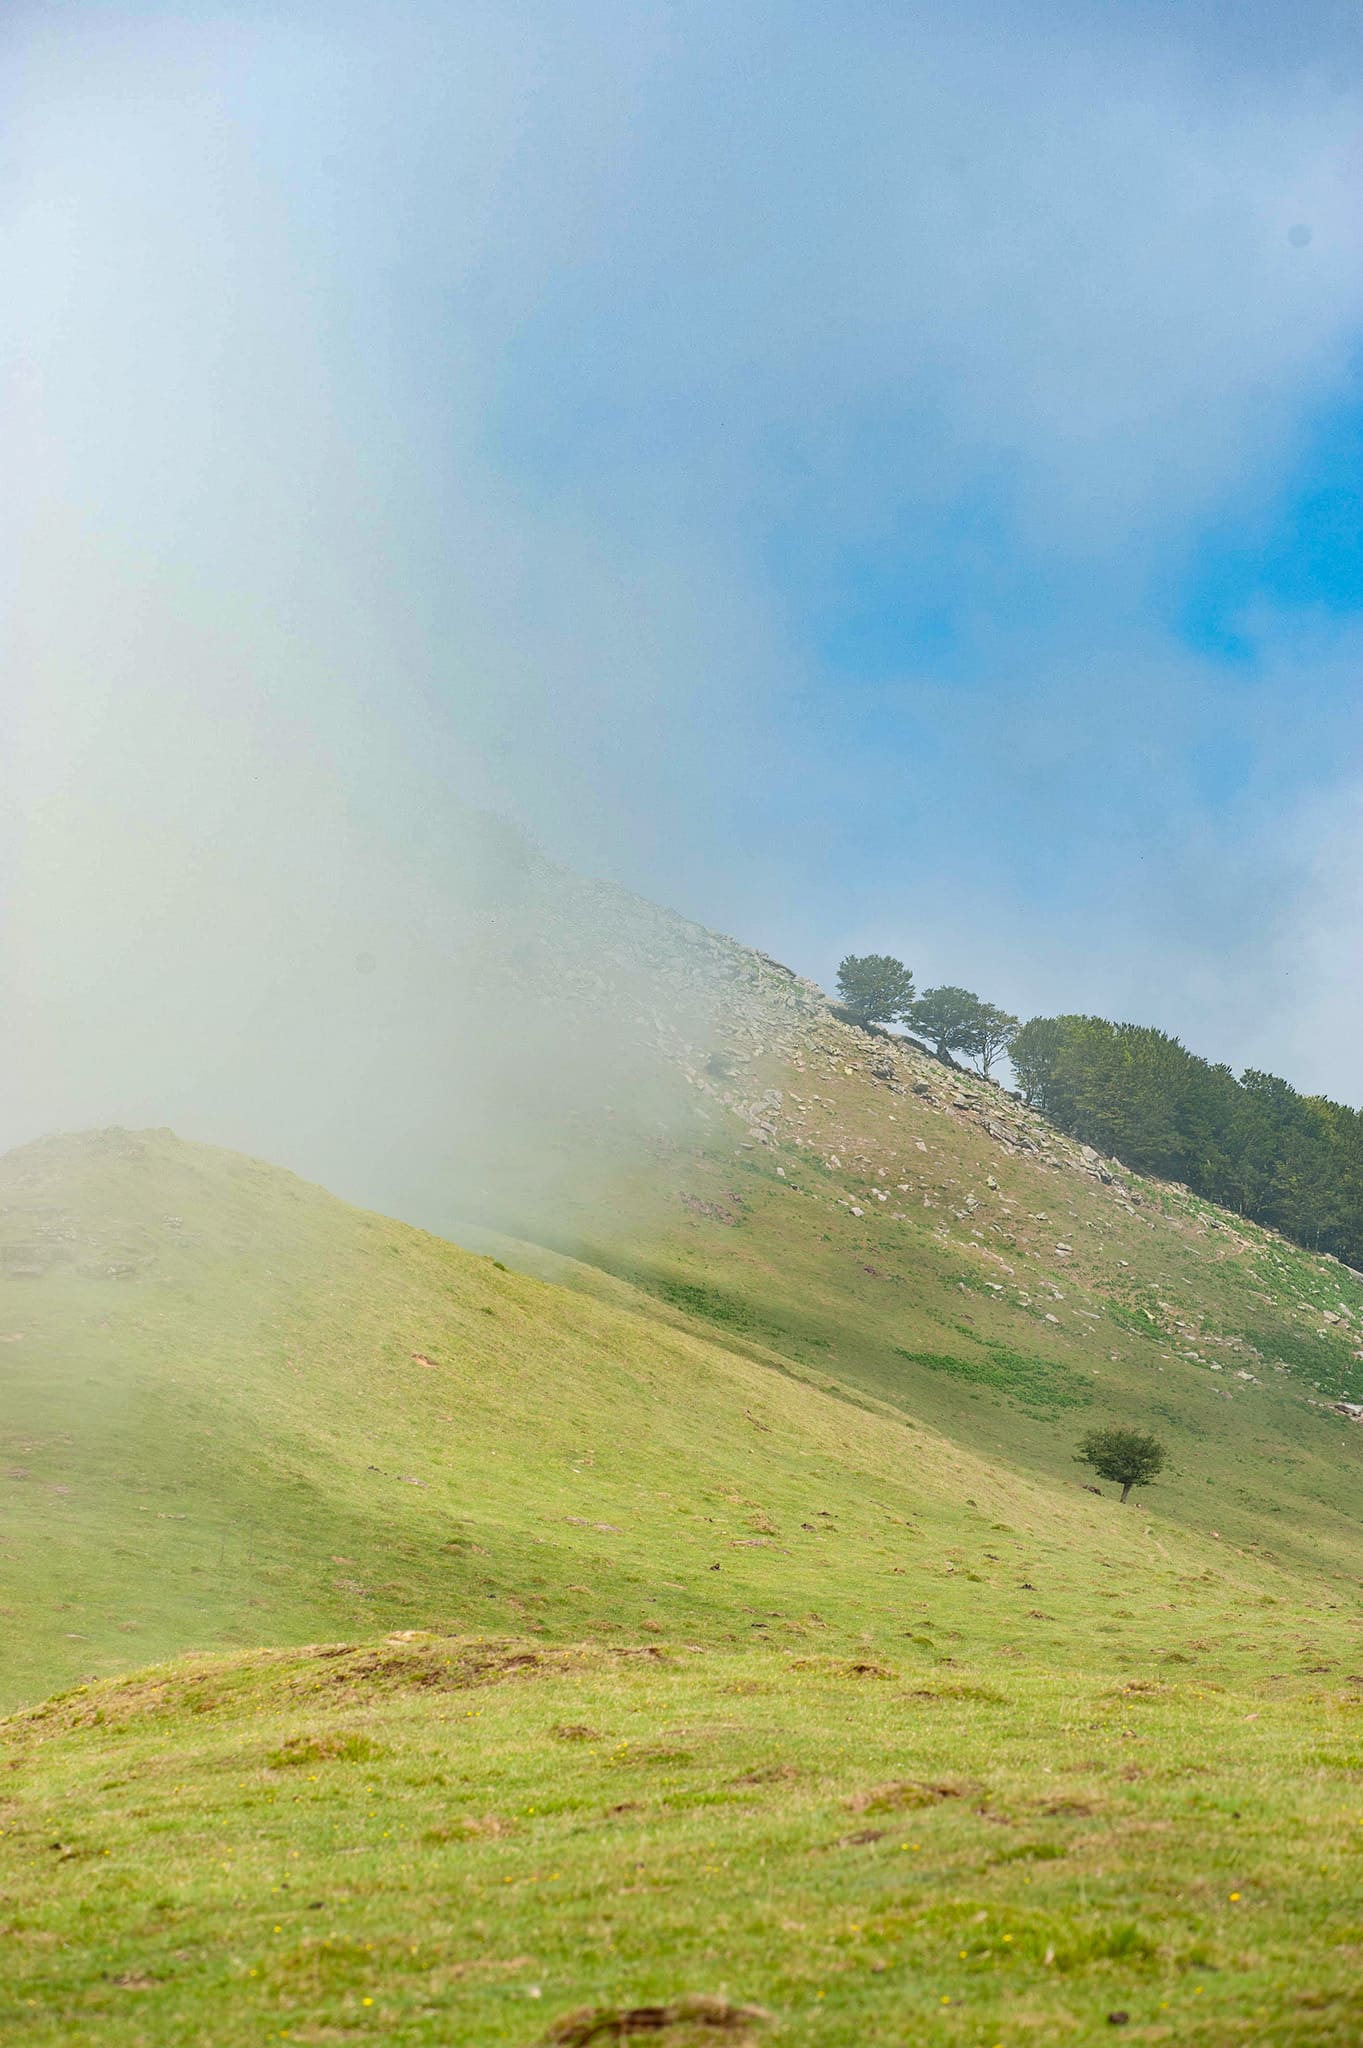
4 0 1363 1188
1266 779 1363 1100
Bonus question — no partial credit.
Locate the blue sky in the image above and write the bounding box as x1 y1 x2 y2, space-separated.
5 0 1363 1143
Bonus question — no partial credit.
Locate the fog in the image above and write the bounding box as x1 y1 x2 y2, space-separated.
5 0 1362 1232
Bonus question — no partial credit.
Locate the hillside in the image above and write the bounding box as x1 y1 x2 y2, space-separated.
6 907 1363 2048
5 1121 1363 2040
3 1123 1308 1713
316 839 1363 1586
474 974 1363 1582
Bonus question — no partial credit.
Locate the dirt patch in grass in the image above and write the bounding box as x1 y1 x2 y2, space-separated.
731 1763 800 1786
901 1681 1006 1704
847 1778 968 1813
787 1656 896 1680
303 1640 557 1697
608 1742 696 1769
422 1813 513 1842
543 1994 770 2044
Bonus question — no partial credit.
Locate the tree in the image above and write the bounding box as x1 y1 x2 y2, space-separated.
988 1005 1363 1269
1008 1015 1070 1106
963 1000 1018 1079
1078 1426 1167 1504
835 954 915 1028
910 985 982 1064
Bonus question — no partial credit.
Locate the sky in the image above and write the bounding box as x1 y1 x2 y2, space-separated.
4 0 1363 1175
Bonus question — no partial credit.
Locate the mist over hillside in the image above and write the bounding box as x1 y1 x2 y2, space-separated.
2 787 829 1251
8 5 1363 2038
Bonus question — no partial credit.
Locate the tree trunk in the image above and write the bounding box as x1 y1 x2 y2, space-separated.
1120 1480 1133 1503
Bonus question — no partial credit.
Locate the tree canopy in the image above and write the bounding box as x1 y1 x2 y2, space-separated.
829 954 1363 1270
1011 1013 1363 1269
963 1000 1018 1078
910 985 983 1064
835 954 915 1027
1078 1426 1167 1503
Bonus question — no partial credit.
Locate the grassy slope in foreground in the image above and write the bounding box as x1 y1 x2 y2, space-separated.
6 1635 1363 2045
3 1128 1363 2041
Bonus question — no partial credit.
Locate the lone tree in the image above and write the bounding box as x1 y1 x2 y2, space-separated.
1078 1425 1167 1503
910 984 982 1064
964 1000 1019 1079
836 953 915 1028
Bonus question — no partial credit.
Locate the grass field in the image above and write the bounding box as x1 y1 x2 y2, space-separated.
4 1073 1363 2043
4 1125 1360 1711
504 1018 1363 1581
7 1634 1363 2045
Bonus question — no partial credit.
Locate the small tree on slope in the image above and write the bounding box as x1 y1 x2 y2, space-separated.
1078 1426 1167 1504
836 954 915 1028
911 985 982 1064
964 1000 1019 1079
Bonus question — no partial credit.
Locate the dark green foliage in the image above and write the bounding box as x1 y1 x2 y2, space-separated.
836 971 1016 1076
912 985 984 1063
1013 1014 1363 1269
652 1276 759 1330
836 953 916 1026
1078 1425 1167 1502
963 1000 1019 1078
896 1343 1090 1414
1010 1016 1071 1105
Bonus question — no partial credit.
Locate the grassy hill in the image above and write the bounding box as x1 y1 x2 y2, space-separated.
4 1117 1363 2040
492 1006 1363 1584
9 1123 1339 1709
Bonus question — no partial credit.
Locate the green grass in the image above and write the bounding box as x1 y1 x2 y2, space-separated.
6 1635 1363 2045
893 1342 1091 1415
515 1037 1363 1582
6 1089 1363 2043
6 1128 1358 1716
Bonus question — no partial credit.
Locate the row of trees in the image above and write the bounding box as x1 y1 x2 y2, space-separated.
1012 1013 1363 1269
834 958 1363 1269
835 954 1019 1077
